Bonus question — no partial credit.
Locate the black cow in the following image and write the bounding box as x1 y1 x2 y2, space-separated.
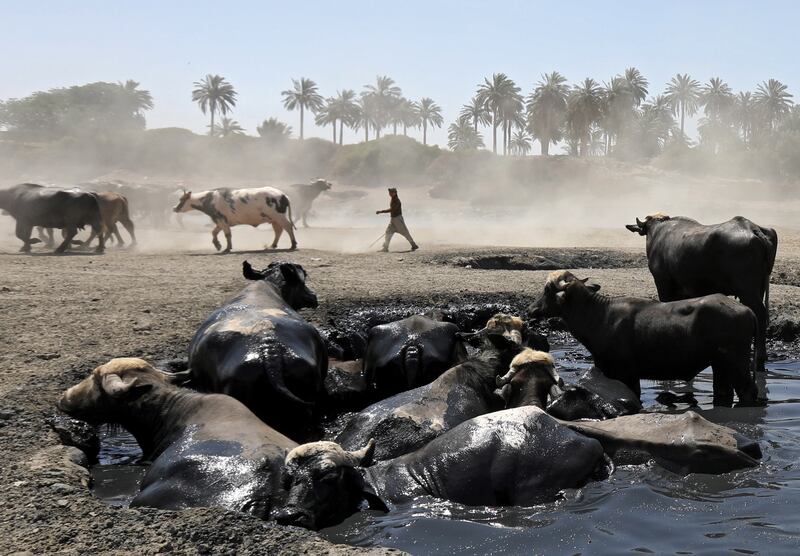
335 321 526 462
58 358 296 517
528 271 759 406
279 406 606 530
0 183 105 253
626 214 777 372
547 368 642 420
363 314 468 398
188 261 326 437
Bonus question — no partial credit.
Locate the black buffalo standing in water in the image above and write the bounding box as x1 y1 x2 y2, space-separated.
0 183 105 253
626 213 777 372
363 314 468 398
188 261 326 437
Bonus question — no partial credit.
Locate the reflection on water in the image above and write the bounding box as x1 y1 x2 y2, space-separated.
90 341 800 554
321 341 800 555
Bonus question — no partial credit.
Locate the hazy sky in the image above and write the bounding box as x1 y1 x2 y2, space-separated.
1 0 798 148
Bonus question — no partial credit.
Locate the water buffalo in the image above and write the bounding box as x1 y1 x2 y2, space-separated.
188 261 326 437
0 183 105 253
284 178 332 228
494 348 563 409
278 406 606 529
174 186 297 252
83 191 136 247
335 321 527 461
58 358 296 517
363 314 468 398
626 214 777 372
559 411 761 474
547 367 642 420
528 271 759 406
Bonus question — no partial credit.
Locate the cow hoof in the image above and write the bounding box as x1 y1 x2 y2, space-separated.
221 249 231 255
290 244 298 251
213 242 222 251
269 244 278 250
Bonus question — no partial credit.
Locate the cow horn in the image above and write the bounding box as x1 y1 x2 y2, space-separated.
101 373 136 397
636 217 644 227
347 438 376 467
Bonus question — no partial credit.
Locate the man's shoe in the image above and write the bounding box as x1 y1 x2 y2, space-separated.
411 244 419 251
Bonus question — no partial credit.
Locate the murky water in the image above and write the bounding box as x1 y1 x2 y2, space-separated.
92 341 800 554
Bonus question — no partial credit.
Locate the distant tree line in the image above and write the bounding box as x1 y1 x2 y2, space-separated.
0 69 796 163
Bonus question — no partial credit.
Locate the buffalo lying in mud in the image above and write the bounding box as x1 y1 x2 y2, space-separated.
59 358 296 517
547 368 642 420
188 261 326 438
335 316 536 461
363 313 468 399
0 183 105 253
279 406 606 530
528 271 759 406
626 213 777 373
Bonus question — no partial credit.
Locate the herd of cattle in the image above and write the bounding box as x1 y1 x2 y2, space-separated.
55 210 777 531
0 178 333 253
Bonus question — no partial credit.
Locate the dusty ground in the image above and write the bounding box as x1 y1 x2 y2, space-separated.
2 214 800 555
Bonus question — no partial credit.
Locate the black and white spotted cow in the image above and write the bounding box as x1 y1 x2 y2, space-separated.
173 187 297 252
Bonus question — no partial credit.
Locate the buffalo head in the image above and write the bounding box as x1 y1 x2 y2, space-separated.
625 213 670 235
527 271 601 319
495 349 564 409
277 439 387 530
242 260 318 310
310 178 333 192
58 358 172 423
173 190 192 213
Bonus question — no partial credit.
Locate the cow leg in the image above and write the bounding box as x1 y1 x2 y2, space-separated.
37 227 54 248
83 229 98 248
211 223 222 251
268 222 282 249
712 353 756 407
111 223 125 246
91 223 105 253
221 224 232 254
277 215 297 250
653 277 678 302
56 227 78 253
16 222 35 252
742 297 768 373
119 217 136 245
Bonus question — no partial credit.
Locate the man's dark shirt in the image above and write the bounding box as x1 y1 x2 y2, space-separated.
390 196 402 217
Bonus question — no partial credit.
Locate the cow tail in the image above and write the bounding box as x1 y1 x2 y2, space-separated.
288 200 297 230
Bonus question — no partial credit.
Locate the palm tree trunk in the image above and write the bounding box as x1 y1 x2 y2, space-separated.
210 105 216 137
403 124 407 136
423 121 427 145
541 137 549 156
492 111 498 154
332 119 337 143
300 105 305 140
339 120 344 145
393 122 398 135
680 103 685 137
474 117 478 134
364 123 369 142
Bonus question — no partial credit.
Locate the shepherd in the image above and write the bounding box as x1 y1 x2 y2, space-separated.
376 187 418 252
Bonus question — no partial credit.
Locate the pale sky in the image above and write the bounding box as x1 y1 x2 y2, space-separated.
1 0 797 148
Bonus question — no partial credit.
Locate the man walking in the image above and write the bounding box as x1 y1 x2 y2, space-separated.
376 187 418 252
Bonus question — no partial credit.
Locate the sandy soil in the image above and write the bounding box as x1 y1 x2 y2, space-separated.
2 211 800 554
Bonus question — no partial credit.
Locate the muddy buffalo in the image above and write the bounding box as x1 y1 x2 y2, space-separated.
363 314 468 398
547 367 642 420
188 261 326 437
284 178 332 228
528 271 759 406
335 318 528 461
0 183 105 253
58 358 296 517
279 406 606 529
626 213 777 372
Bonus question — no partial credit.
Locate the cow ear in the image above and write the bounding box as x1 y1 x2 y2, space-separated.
242 261 264 281
101 374 152 399
580 278 601 293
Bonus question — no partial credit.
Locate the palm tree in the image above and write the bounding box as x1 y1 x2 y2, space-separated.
732 92 755 145
632 96 676 157
526 71 569 155
363 75 402 139
192 74 237 136
314 99 338 143
510 130 532 156
477 73 518 154
664 73 701 137
395 99 420 136
118 80 154 116
354 94 378 142
459 95 491 133
281 77 324 140
214 117 245 138
256 118 292 142
754 78 793 132
701 77 734 120
447 120 484 151
322 89 360 145
567 78 604 156
623 67 649 106
415 97 443 146
600 76 634 153
499 87 524 155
